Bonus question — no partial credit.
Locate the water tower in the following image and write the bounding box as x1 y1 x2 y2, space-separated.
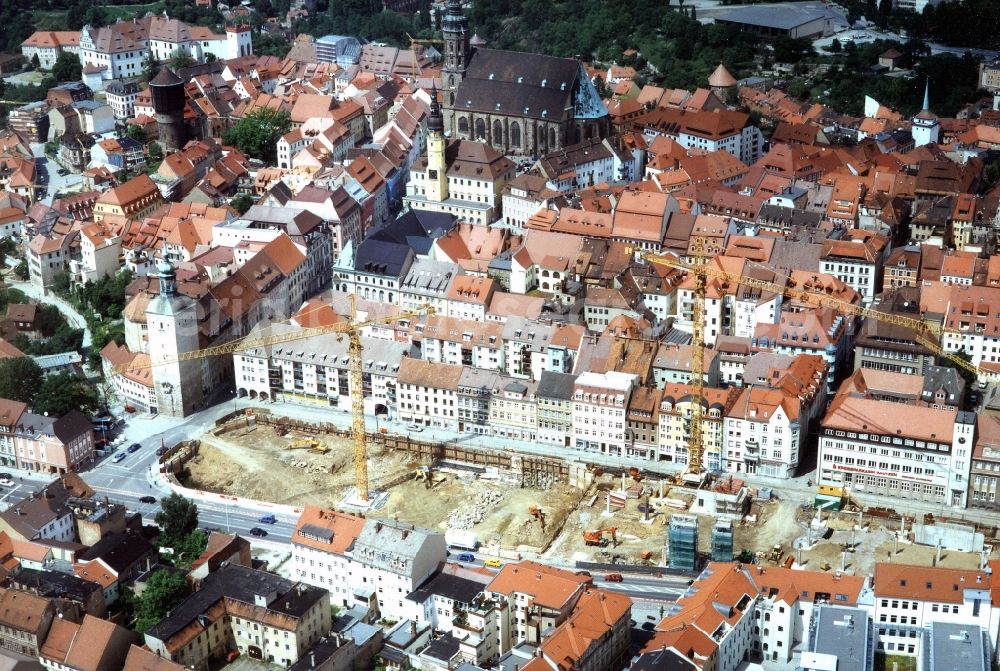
150 67 187 152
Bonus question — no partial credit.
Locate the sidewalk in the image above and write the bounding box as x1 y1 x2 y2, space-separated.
11 282 93 349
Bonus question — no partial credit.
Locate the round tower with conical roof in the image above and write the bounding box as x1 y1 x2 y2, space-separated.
150 66 188 152
708 63 737 101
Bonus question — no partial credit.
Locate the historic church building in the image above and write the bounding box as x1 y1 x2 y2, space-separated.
440 0 610 156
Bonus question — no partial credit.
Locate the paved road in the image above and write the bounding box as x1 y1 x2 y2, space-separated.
30 143 84 205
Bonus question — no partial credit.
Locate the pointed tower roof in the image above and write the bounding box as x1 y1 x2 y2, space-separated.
428 85 444 134
470 33 487 47
708 63 737 88
915 79 938 121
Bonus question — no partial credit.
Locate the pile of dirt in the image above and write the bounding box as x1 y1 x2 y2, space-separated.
380 474 584 550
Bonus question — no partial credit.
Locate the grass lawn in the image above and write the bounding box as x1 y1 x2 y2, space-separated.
32 2 164 28
874 654 917 671
30 10 69 30
100 1 165 20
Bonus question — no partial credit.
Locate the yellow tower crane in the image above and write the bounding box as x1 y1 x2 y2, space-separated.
120 299 435 503
638 251 988 474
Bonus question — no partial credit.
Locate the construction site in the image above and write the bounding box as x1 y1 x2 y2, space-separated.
175 412 999 575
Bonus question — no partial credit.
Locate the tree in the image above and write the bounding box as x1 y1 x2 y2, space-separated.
172 530 209 566
51 271 71 297
33 372 99 417
127 125 148 144
168 48 196 71
829 37 842 53
0 358 44 404
141 53 160 83
14 260 28 280
982 161 1000 193
52 52 82 82
30 54 40 70
148 142 164 162
133 570 191 632
205 53 217 63
222 107 291 163
231 193 255 214
155 493 200 544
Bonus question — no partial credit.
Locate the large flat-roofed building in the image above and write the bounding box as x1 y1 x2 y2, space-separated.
714 5 837 39
816 394 976 508
801 606 874 671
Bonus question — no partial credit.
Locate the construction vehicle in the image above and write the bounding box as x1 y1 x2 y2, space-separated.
583 527 618 547
528 504 546 530
640 550 654 562
768 544 784 563
415 465 433 488
628 466 643 482
288 438 329 454
636 249 990 477
120 293 434 503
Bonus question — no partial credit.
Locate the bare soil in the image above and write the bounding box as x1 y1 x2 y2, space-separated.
381 475 585 550
184 428 1000 569
185 424 583 549
183 424 413 507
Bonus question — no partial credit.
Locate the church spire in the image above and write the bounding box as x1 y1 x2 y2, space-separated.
922 78 930 112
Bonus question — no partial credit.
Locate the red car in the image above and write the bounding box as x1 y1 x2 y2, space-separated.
604 573 623 582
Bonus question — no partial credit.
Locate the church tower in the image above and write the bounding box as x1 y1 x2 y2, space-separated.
147 258 202 417
912 79 940 147
441 0 470 106
426 88 449 203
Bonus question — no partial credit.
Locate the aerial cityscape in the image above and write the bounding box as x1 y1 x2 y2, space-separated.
0 0 998 669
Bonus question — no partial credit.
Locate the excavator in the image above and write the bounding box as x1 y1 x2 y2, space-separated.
415 465 434 489
583 527 618 547
529 504 546 531
288 438 329 454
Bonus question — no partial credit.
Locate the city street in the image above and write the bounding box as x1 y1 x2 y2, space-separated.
30 142 84 205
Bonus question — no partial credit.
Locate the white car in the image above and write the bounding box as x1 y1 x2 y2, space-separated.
406 424 424 432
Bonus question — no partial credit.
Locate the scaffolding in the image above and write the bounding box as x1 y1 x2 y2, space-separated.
669 514 699 571
711 519 734 562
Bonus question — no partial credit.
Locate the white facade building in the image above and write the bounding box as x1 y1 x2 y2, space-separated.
816 395 976 508
571 371 637 455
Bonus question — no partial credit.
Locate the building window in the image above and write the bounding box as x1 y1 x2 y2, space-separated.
511 121 521 147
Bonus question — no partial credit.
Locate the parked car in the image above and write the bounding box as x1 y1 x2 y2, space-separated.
484 558 502 568
458 552 475 562
258 513 276 524
127 442 142 453
641 622 656 631
604 573 623 582
139 496 156 504
249 527 267 537
406 424 423 432
226 651 240 663
113 452 127 463
0 474 12 486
